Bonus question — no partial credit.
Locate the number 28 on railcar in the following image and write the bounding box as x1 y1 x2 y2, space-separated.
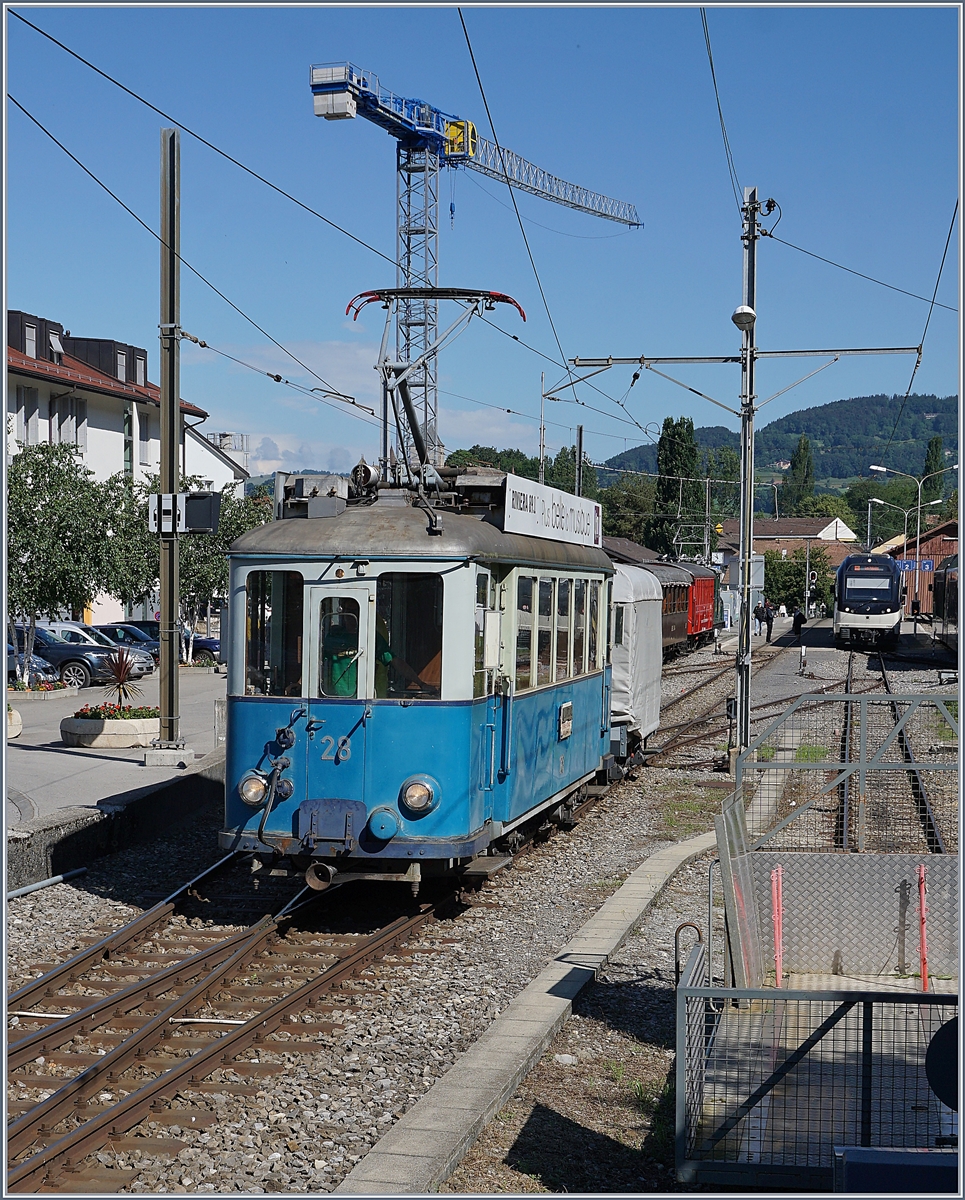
220 470 613 891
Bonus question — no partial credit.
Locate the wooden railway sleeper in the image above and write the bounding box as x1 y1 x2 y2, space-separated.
6 898 449 1193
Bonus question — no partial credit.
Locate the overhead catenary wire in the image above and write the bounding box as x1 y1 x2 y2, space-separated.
700 7 742 214
9 10 398 270
9 94 365 414
762 231 957 314
882 198 959 457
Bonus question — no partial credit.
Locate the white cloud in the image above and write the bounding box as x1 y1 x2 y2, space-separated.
438 407 539 453
248 434 369 477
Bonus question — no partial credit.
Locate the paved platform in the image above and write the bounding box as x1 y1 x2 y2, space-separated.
5 668 226 826
334 828 719 1195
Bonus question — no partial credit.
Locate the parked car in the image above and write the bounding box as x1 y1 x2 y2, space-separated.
14 626 120 690
125 620 220 665
95 623 161 665
7 644 59 686
37 622 154 678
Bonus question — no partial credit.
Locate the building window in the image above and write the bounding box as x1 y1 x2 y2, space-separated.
24 324 37 358
15 386 39 445
138 408 151 465
124 404 133 475
135 357 146 387
116 351 127 382
49 332 65 364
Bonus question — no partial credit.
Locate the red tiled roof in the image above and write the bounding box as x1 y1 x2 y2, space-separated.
7 346 207 418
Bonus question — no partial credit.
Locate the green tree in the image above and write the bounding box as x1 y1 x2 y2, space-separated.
780 435 815 515
545 445 599 499
7 443 108 678
445 445 541 478
842 476 915 544
100 474 159 611
794 494 855 523
705 446 740 517
600 473 656 544
922 436 945 501
646 417 702 556
762 545 833 612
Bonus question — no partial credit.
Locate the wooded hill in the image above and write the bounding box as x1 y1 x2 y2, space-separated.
604 392 958 482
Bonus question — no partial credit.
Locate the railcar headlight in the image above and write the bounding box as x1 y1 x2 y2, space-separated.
400 776 438 815
239 771 269 807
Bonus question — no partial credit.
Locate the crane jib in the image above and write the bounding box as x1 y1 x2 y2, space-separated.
310 61 640 227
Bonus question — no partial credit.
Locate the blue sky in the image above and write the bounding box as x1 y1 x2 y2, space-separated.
6 5 960 477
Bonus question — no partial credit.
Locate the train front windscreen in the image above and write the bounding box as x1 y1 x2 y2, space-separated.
841 563 899 605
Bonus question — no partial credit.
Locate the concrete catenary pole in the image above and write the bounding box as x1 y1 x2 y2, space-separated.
734 185 760 752
159 128 181 747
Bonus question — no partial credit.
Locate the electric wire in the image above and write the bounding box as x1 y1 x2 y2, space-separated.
439 389 647 442
882 199 959 457
180 332 380 425
700 8 742 214
9 94 367 416
8 9 397 269
457 9 583 408
762 231 957 313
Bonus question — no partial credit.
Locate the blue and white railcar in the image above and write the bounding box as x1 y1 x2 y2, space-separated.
220 476 613 890
833 553 904 648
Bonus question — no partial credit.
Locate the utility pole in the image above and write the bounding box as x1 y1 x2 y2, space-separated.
571 190 918 751
575 425 584 497
733 186 759 752
539 372 546 485
158 128 181 750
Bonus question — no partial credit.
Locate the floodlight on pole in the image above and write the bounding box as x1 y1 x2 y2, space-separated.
731 305 757 332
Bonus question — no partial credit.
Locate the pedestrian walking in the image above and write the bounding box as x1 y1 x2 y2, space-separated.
753 602 765 636
792 605 807 642
764 600 775 643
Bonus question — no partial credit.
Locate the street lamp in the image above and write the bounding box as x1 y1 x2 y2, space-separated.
868 463 958 625
870 496 943 610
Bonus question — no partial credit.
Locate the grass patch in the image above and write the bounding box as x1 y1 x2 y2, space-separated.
795 743 828 762
658 789 722 837
756 745 776 762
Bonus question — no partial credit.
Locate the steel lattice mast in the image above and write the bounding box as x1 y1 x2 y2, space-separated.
311 62 640 466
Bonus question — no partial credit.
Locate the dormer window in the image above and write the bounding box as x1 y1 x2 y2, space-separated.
24 323 37 358
135 356 146 386
116 350 127 382
49 331 64 364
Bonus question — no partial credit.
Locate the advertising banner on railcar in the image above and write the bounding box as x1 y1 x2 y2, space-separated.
503 474 603 548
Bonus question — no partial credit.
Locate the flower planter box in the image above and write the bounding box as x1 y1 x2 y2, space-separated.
7 686 80 702
60 717 160 749
8 708 23 739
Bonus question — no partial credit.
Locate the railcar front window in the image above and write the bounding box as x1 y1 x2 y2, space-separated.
516 576 534 691
537 578 554 686
320 597 361 697
844 571 897 603
573 580 586 676
556 579 571 679
245 571 303 696
376 573 443 698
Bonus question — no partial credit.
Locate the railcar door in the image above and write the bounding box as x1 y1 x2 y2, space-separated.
303 583 373 847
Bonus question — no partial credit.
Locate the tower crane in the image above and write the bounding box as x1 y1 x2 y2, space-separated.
311 62 641 466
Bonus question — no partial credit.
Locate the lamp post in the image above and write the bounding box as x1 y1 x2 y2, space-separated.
869 496 943 611
869 463 958 627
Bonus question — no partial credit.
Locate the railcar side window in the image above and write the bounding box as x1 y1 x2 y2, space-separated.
606 580 613 662
573 580 586 676
537 578 554 686
556 579 571 680
515 576 534 691
320 597 361 697
613 603 625 647
376 573 443 698
245 571 303 696
474 570 492 699
589 581 600 667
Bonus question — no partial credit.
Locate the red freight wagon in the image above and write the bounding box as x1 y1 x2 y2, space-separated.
683 564 720 646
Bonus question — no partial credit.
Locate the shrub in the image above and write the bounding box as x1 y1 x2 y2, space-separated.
73 703 160 721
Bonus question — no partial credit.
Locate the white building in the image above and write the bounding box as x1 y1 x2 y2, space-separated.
7 309 248 621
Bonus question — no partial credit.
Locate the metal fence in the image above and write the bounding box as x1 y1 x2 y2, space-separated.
676 943 958 1190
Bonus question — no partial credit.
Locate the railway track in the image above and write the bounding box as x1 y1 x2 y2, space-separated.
6 863 456 1193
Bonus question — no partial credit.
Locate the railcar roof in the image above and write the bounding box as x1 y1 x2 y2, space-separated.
638 560 694 585
230 502 612 572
